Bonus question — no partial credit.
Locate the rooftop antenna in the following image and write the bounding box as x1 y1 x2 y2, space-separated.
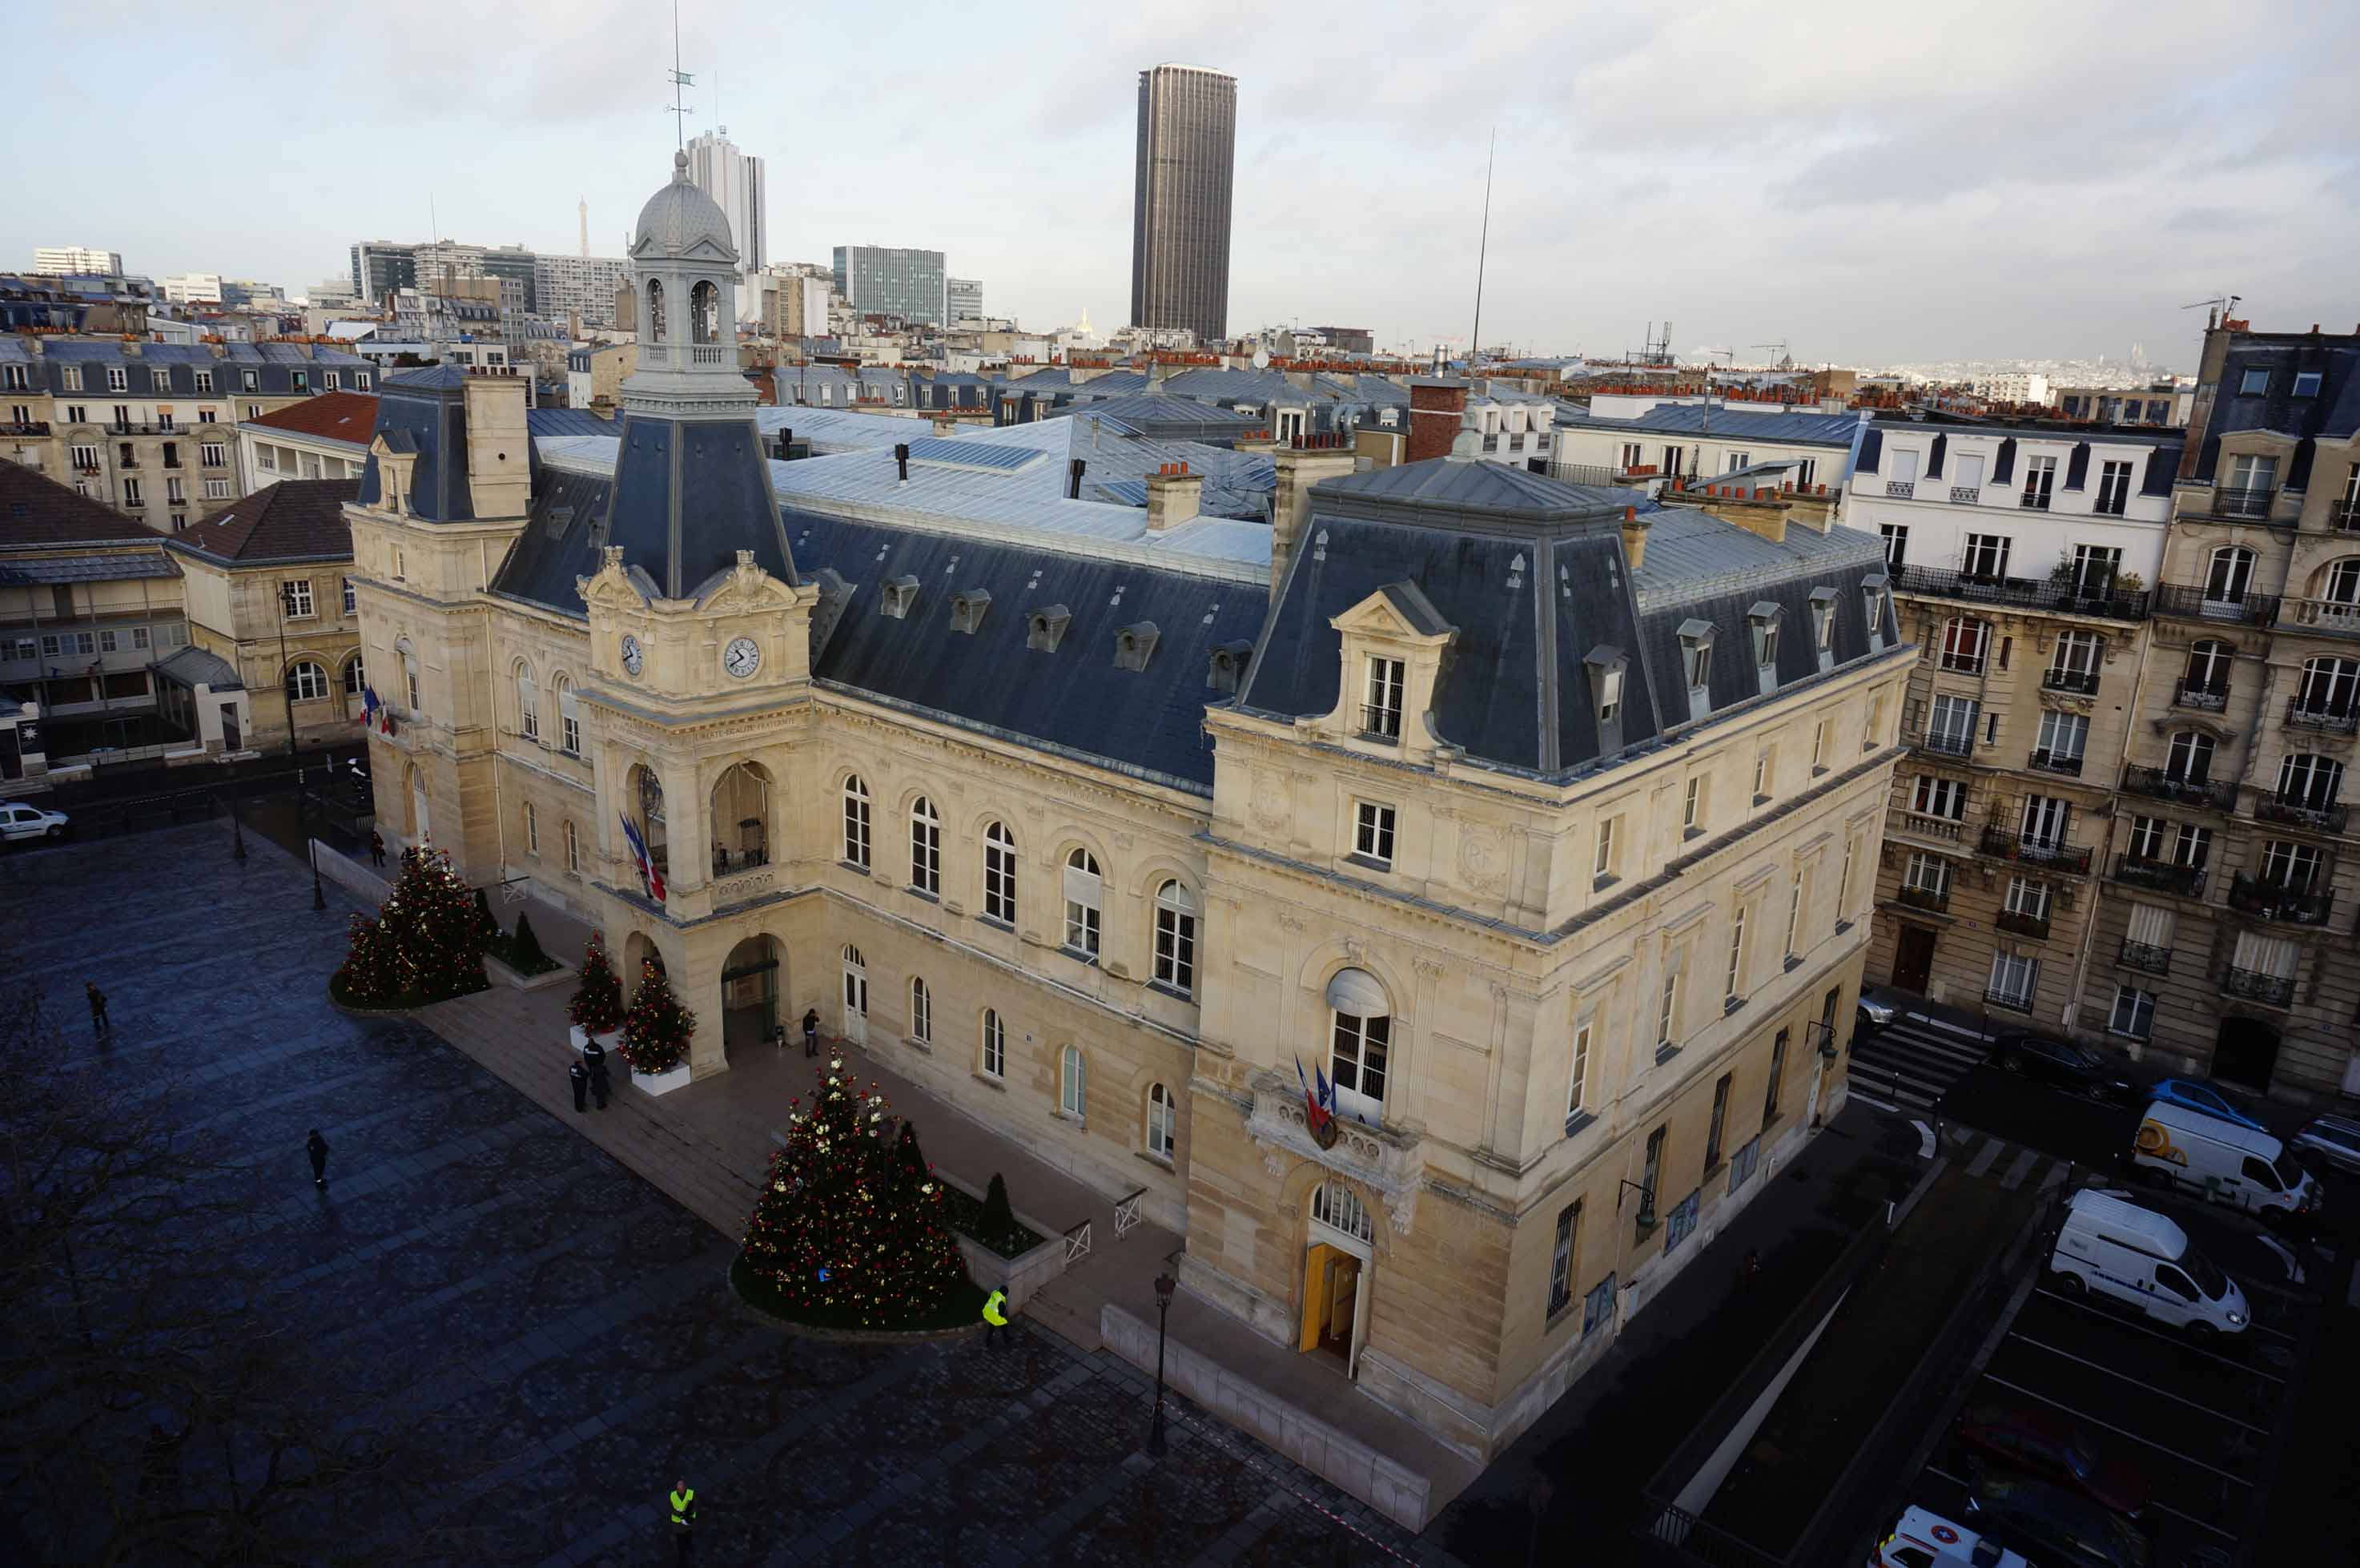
1469 127 1495 376
665 0 695 150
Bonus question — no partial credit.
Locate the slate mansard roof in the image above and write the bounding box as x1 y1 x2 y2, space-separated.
2191 332 2360 489
168 479 360 567
356 365 476 522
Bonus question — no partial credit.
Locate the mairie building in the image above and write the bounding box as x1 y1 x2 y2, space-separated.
346 151 1914 1461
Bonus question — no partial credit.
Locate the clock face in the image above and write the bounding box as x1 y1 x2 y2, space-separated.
722 636 762 679
620 634 643 676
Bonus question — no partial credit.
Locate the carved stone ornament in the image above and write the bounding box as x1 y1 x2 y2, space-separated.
1459 825 1507 889
2038 690 2096 718
1276 911 1306 934
1243 1068 1422 1234
1249 770 1289 830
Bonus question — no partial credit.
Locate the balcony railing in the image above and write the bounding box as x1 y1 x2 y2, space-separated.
1888 563 2147 621
0 420 50 436
2119 766 2240 812
1948 484 1980 505
2221 966 2295 1007
2172 681 2229 713
1980 827 2092 874
2020 489 2053 512
2227 871 2334 926
1897 813 1965 842
2254 794 2349 834
2213 485 2274 520
2286 698 2360 735
2329 500 2360 535
1985 987 2036 1014
1359 705 1402 740
2152 584 2279 625
1996 907 2052 939
1884 479 1916 499
1908 728 1975 758
2118 940 2172 976
1895 884 1952 914
2278 597 2360 641
2041 666 2101 695
2026 748 2085 777
2113 854 2205 897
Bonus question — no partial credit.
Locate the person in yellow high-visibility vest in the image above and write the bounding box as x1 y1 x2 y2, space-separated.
981 1285 1011 1347
669 1478 698 1565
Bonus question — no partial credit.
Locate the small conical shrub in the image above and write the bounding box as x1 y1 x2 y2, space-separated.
510 910 549 968
982 1172 1015 1236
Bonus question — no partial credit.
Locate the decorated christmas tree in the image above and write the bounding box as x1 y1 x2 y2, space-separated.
331 846 488 1004
738 1057 968 1327
617 959 694 1073
569 937 625 1033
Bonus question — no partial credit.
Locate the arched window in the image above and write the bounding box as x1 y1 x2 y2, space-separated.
342 652 365 698
1062 848 1101 957
842 775 871 869
627 762 667 879
2298 657 2360 719
2165 730 2215 786
909 977 931 1044
2326 560 2360 607
979 1008 1005 1079
1145 1083 1176 1160
2181 640 2231 704
710 761 770 874
910 796 940 895
2276 753 2345 810
983 821 1016 924
555 674 580 754
1310 1179 1374 1244
1154 880 1197 996
690 279 718 344
1939 617 1988 674
2204 545 2254 608
1325 967 1392 1121
396 637 420 713
645 278 665 342
562 818 580 874
1059 1043 1087 1122
285 658 328 702
515 658 538 741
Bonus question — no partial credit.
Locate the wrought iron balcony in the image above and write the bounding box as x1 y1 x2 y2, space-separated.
1895 884 1951 914
1980 827 2092 874
2221 966 2295 1007
1908 727 1975 758
2213 485 2274 521
1996 907 2052 939
2117 940 2172 976
1948 484 1980 505
2113 854 2205 898
1359 705 1403 740
1884 479 1916 499
2019 490 2053 512
0 420 49 436
2286 698 2360 735
2254 794 2349 834
2120 766 2240 812
2172 681 2229 713
2026 748 2085 777
1896 813 1965 843
2041 666 2101 695
1890 563 2147 621
2152 584 2279 625
2278 597 2360 641
1984 987 2036 1014
2227 871 2334 926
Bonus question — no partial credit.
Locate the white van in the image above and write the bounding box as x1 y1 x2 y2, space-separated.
2131 1100 2321 1225
2049 1190 2248 1335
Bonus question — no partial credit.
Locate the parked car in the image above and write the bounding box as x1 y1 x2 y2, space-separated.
0 801 70 844
1988 1031 2135 1104
2148 1077 2268 1132
2049 1189 2248 1336
1870 1504 2029 1567
1955 1401 2150 1518
2290 1114 2360 1180
2131 1100 2320 1228
1857 986 1908 1035
1965 1469 2151 1567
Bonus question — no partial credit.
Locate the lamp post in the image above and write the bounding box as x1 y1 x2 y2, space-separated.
1146 1270 1176 1457
229 788 245 862
304 774 326 911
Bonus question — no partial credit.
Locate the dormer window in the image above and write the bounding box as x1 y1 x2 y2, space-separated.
1586 645 1628 737
1809 585 1839 670
1679 621 1715 692
1113 621 1160 671
950 589 991 634
1207 639 1252 694
1363 656 1405 738
878 575 919 618
1862 574 1890 653
1026 604 1072 652
1748 602 1782 670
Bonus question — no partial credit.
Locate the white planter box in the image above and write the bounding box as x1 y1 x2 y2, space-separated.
631 1060 694 1096
569 1025 624 1055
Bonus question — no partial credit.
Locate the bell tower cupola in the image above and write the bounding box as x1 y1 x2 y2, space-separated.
624 148 751 413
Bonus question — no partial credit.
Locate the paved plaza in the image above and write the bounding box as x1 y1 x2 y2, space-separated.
0 819 1446 1567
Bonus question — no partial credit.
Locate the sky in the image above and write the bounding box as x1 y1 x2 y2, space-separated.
7 0 2357 368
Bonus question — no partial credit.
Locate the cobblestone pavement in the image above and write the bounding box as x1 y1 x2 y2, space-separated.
1 822 1453 1567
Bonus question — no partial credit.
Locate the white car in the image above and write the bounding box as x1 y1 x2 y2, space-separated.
2291 1114 2360 1180
0 801 70 844
1871 1505 2028 1567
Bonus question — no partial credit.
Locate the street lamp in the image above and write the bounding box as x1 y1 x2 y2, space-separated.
1146 1271 1176 1457
303 775 326 911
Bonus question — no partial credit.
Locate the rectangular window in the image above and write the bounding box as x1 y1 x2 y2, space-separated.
2021 455 2057 509
2294 371 2323 398
1890 448 1921 482
1903 851 1951 896
1582 1272 1617 1337
121 478 142 507
1363 656 1405 738
1656 969 1680 1048
282 580 315 618
60 366 81 392
99 629 118 653
1988 951 2040 1007
1764 1029 1788 1125
1928 694 1977 753
2035 710 2089 767
165 476 184 505
1952 452 1987 489
1940 617 1988 673
1911 775 1968 820
107 367 128 392
1962 533 2012 580
1567 1019 1593 1121
194 370 212 392
1639 1129 1665 1225
1811 718 1830 772
200 442 225 468
525 802 538 855
1547 1203 1579 1318
1880 524 1908 566
1685 639 1713 691
2238 368 2270 396
2109 986 2154 1039
341 579 356 614
1353 801 1397 868
131 627 150 650
1706 1074 1731 1169
1726 907 1748 999
1594 815 1618 878
2094 461 2133 515
1683 775 1703 832
1753 746 1774 802
2232 931 2298 979
1784 870 1807 956
203 478 229 499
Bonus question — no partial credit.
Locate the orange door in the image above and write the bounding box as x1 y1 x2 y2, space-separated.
1299 1244 1337 1352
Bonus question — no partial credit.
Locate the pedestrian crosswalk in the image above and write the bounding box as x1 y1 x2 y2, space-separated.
1846 1013 1993 1112
1948 1124 2077 1194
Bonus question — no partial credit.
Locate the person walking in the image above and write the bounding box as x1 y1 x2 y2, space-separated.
587 1051 612 1112
569 1058 589 1113
306 1128 330 1188
581 1033 606 1082
368 829 386 868
86 981 110 1037
668 1478 698 1566
802 1007 820 1059
981 1285 1011 1348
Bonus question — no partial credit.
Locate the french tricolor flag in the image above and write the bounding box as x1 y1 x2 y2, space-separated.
620 813 666 903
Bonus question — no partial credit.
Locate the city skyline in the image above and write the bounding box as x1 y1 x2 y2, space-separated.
2 1 2355 363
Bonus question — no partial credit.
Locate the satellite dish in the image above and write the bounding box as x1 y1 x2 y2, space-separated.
1252 344 1270 370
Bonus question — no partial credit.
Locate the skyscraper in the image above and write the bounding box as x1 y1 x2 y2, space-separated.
832 246 947 328
1129 64 1236 347
686 127 766 318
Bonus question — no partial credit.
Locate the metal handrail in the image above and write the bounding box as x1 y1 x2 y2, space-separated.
2112 854 2205 898
2118 940 2172 975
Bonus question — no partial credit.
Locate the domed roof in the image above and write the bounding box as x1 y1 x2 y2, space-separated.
633 149 737 262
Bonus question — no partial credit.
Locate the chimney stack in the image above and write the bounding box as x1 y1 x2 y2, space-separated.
1619 505 1650 571
1067 457 1086 500
1268 444 1359 607
1144 463 1201 532
1406 380 1469 464
894 443 910 483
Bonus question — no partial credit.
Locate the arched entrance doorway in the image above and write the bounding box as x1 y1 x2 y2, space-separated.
839 943 868 1045
2213 1015 2280 1092
621 931 667 1003
1300 1177 1375 1378
721 935 781 1055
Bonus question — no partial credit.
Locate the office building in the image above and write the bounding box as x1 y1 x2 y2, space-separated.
163 274 226 306
1131 63 1236 346
349 241 419 308
686 127 766 313
34 247 124 276
535 254 634 328
833 245 947 328
947 276 983 326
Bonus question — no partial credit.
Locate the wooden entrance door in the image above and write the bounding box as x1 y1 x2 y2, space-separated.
1892 926 1936 994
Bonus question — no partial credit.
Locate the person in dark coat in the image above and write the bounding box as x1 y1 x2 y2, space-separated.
802 1008 820 1059
569 1058 589 1113
587 1052 612 1110
368 830 387 867
86 981 109 1036
306 1129 330 1188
